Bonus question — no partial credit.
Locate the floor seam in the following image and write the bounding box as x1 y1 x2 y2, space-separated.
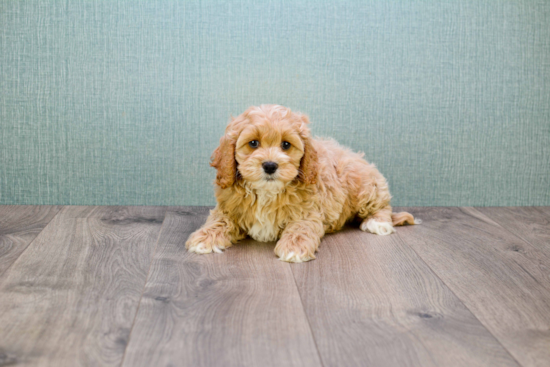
0 205 64 285
118 207 169 367
394 227 524 367
289 264 326 367
469 207 550 264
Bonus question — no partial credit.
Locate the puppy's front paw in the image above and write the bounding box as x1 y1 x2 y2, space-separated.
186 229 232 254
360 218 395 236
274 237 317 263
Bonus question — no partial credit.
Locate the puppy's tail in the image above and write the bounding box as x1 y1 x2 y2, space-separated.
391 212 422 226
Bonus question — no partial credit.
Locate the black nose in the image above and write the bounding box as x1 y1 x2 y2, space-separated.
262 161 278 174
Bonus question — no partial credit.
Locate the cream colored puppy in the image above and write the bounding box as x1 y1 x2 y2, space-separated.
186 105 419 262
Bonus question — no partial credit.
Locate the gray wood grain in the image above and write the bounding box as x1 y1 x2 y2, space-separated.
0 205 62 277
2 206 548 367
477 207 550 258
0 206 166 367
291 226 519 367
538 207 550 217
121 207 322 367
396 207 550 367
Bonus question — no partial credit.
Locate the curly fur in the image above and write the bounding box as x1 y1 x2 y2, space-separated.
187 104 419 262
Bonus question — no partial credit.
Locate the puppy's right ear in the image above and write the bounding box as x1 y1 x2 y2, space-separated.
210 134 237 189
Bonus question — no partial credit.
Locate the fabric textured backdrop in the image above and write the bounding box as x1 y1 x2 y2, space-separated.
1 0 549 206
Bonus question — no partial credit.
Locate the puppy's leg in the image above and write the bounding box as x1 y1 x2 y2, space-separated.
358 200 420 236
186 207 244 254
275 219 324 263
354 165 419 235
360 206 396 236
360 207 419 234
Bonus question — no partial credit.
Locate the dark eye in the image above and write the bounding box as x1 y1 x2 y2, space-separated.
281 141 291 150
249 140 259 148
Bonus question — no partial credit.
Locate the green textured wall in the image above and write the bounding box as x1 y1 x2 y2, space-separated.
1 0 549 206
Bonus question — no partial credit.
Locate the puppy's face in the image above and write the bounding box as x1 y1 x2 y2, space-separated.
211 105 318 190
235 115 304 189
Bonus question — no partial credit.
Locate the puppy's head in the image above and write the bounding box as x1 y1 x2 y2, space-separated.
211 105 318 190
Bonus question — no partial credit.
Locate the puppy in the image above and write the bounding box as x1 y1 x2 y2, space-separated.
186 105 419 262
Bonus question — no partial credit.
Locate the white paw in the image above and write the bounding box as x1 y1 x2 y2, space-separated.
187 242 226 254
277 250 314 263
274 241 316 263
361 218 395 236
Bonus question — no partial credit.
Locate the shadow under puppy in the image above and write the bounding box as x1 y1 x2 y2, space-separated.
186 105 420 262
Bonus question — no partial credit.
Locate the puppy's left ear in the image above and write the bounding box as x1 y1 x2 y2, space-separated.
298 114 319 185
210 134 237 189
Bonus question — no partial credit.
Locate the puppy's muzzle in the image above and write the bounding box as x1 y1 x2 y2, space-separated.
262 161 278 174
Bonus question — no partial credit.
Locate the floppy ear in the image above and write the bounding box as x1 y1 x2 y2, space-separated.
210 135 237 189
299 137 319 185
296 113 319 185
298 114 319 184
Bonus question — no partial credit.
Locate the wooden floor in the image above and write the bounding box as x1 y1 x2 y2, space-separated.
0 206 549 367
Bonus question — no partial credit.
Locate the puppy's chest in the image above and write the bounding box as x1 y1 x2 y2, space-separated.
244 193 287 242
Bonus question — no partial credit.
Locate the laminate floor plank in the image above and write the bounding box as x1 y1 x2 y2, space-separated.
121 207 322 367
291 226 519 367
476 207 550 257
0 206 166 367
395 207 550 367
0 206 62 277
